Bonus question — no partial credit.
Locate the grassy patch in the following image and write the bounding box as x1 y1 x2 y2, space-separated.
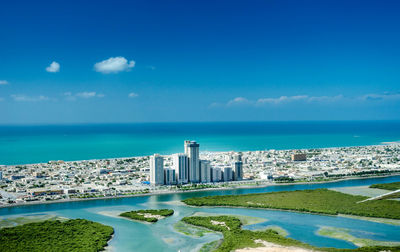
0 219 113 252
263 225 289 236
380 192 400 200
370 182 400 191
318 226 400 247
120 209 174 223
182 188 400 219
181 216 400 252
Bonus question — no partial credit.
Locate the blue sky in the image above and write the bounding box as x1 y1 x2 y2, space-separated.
1 0 400 124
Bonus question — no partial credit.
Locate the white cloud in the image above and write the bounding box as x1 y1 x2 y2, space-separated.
94 57 135 74
0 80 8 85
360 93 400 101
227 97 250 106
257 95 308 104
212 92 400 109
307 95 344 102
77 92 96 98
256 95 344 105
128 92 139 98
11 94 50 102
46 61 60 73
212 94 347 108
64 91 105 100
146 65 156 70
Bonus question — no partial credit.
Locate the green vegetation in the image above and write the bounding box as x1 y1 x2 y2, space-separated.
263 225 288 236
70 189 150 199
370 182 400 191
274 177 295 183
182 188 400 219
120 209 174 223
192 212 267 225
380 192 400 200
0 219 113 252
176 184 220 191
181 216 400 252
318 226 400 247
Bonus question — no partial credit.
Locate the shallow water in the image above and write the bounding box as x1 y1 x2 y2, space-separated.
1 121 400 165
1 176 400 251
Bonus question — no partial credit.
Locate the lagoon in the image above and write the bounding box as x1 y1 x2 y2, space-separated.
1 176 400 251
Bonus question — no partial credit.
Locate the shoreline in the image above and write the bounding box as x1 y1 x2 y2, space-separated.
235 240 315 252
1 173 399 210
3 142 399 167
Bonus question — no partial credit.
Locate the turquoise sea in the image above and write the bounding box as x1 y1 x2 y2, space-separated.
1 121 400 165
1 176 400 251
1 121 400 251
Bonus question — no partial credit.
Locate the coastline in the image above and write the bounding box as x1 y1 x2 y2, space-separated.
3 142 399 167
104 233 115 252
1 173 399 210
235 240 315 252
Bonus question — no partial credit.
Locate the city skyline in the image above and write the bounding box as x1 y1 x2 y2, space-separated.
149 140 243 185
1 0 400 124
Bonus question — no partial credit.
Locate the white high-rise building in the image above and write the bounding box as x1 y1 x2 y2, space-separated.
150 154 164 185
173 153 188 184
200 160 211 183
186 141 200 183
223 167 233 182
164 168 176 185
184 140 191 155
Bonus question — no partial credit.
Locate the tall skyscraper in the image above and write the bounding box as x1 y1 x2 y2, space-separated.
234 161 243 181
150 154 164 185
200 160 211 183
184 140 191 155
186 141 200 183
173 153 188 184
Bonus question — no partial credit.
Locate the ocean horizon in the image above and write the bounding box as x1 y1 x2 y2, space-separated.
1 120 400 165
